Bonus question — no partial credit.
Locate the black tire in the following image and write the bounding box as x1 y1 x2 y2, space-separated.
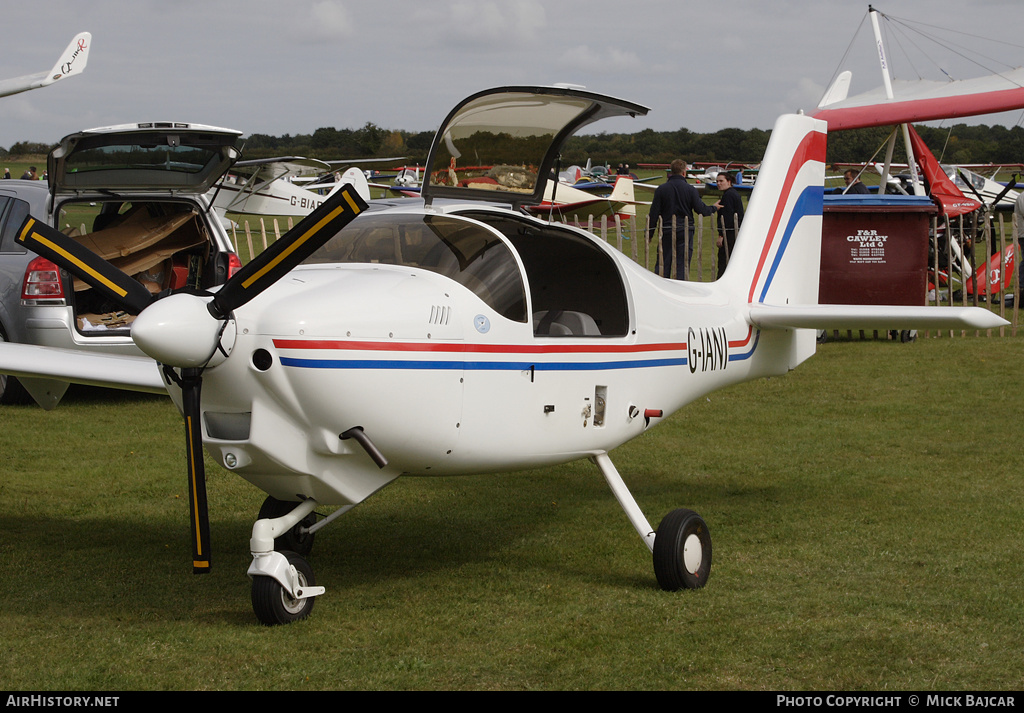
653 508 712 591
251 550 316 626
258 496 316 556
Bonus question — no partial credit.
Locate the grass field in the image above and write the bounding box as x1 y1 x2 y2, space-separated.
1 336 1021 691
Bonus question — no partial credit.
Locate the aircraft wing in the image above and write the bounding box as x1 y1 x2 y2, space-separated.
0 32 91 99
0 343 167 395
811 67 1024 131
325 156 406 169
230 157 332 180
748 304 1008 331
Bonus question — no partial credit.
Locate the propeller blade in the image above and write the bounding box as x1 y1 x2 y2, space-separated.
956 168 987 205
208 185 367 319
176 367 212 574
14 215 154 314
990 174 1018 208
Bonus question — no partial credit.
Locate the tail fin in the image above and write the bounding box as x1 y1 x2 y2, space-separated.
608 176 641 217
47 32 91 85
721 113 826 308
335 166 371 202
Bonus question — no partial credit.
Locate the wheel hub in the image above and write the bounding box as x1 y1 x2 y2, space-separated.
682 533 703 574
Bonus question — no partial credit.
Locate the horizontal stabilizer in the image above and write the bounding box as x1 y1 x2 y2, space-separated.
0 343 166 394
749 304 1009 331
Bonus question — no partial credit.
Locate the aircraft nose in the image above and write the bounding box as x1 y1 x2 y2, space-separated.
131 292 227 368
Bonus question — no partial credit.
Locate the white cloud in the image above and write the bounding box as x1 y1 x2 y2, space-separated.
557 45 642 73
307 1 356 41
444 0 547 46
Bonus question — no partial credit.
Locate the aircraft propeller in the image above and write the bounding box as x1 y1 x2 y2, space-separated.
989 174 1018 209
15 187 368 573
956 167 1018 212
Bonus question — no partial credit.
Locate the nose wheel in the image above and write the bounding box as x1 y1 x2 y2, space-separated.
250 550 318 625
248 498 325 625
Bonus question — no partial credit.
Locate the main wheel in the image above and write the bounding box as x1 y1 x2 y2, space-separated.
653 508 712 591
251 551 316 626
258 496 316 555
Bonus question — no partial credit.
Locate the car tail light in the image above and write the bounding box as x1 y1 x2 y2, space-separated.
227 252 242 278
22 257 67 303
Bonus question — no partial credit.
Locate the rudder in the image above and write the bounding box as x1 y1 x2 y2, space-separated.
721 114 827 309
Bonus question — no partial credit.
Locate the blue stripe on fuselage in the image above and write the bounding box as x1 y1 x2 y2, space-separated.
278 357 690 371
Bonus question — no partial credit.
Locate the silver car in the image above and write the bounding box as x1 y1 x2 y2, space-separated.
0 122 242 406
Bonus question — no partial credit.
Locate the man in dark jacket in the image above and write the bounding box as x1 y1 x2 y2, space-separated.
648 159 716 279
843 169 870 194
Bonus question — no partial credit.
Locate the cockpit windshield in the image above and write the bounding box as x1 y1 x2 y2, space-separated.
303 212 528 323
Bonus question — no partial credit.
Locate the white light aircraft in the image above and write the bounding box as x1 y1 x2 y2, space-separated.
212 157 369 218
0 86 1006 625
212 156 404 218
0 32 91 99
943 165 1019 210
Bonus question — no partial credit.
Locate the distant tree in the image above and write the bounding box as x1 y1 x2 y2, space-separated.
7 141 54 156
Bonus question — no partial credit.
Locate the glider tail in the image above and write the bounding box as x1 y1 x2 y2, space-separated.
0 32 91 99
48 32 91 85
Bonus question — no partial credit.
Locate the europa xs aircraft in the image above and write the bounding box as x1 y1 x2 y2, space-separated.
0 86 1006 625
0 32 91 99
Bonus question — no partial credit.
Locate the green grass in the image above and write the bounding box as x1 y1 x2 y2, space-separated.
1 337 1021 690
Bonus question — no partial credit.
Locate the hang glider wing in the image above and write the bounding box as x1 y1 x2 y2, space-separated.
811 67 1024 131
0 32 91 99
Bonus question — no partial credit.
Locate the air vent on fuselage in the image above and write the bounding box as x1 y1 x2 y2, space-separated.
429 305 451 325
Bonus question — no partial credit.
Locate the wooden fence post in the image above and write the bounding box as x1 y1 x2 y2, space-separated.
244 221 255 263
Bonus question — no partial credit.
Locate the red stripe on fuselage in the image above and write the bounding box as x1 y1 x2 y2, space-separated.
273 339 688 355
747 130 827 304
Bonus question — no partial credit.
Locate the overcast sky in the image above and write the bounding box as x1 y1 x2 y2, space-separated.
2 0 1023 151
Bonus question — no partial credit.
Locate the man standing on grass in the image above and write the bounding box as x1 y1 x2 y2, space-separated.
648 159 716 279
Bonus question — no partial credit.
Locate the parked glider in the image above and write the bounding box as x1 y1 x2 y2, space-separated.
0 32 91 99
0 86 1006 626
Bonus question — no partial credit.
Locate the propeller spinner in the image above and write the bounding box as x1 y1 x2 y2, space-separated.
16 187 368 573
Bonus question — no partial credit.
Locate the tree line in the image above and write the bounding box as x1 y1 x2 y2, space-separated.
4 121 1023 167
